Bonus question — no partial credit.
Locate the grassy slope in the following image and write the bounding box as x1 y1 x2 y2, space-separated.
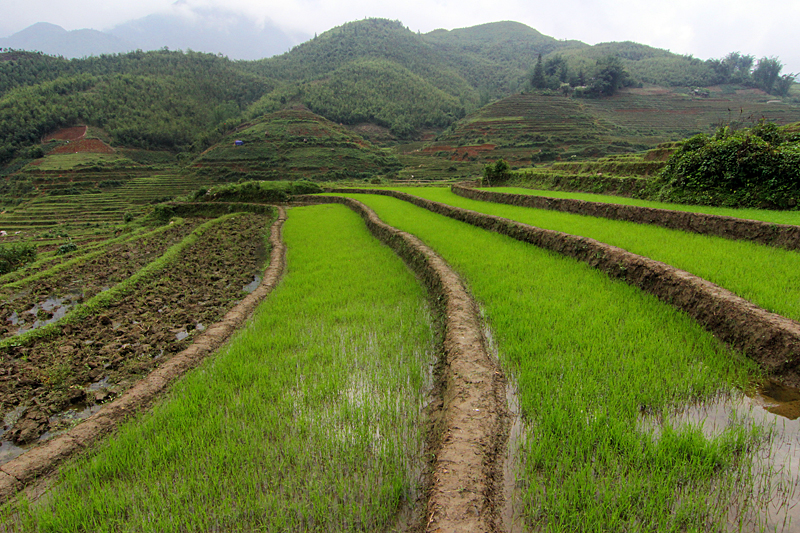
349 193 768 531
10 204 434 532
394 187 800 323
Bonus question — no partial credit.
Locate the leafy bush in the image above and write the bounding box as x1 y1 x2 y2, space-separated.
0 241 37 273
653 121 800 208
483 159 511 184
56 242 78 255
289 180 323 195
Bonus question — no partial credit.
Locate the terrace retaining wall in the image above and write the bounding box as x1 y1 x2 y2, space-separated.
453 184 800 251
0 208 288 503
326 189 800 386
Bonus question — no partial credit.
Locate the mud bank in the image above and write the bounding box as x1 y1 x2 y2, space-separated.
327 189 800 386
0 208 288 503
452 185 800 251
301 195 508 533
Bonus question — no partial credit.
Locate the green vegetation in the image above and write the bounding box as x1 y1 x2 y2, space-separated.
348 193 769 531
10 204 435 531
0 240 36 274
490 187 800 226
193 108 402 181
392 187 800 322
653 121 800 208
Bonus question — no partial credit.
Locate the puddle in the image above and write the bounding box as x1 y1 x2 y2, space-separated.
640 380 800 532
7 291 83 336
175 330 189 341
1 398 106 466
242 275 261 294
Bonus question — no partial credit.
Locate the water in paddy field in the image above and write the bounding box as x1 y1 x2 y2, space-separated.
6 291 83 336
642 380 800 532
242 275 261 294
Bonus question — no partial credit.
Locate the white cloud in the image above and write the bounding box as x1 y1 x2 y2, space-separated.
1 0 798 73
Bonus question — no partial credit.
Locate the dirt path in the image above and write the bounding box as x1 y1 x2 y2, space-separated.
327 189 800 388
453 184 800 251
0 209 287 502
301 195 509 533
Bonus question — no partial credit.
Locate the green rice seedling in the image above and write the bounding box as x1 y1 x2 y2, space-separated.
491 187 800 226
348 193 784 532
7 204 435 532
391 187 800 323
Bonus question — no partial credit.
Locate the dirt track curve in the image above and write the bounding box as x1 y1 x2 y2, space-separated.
300 195 509 533
453 184 800 251
326 189 800 387
0 208 288 503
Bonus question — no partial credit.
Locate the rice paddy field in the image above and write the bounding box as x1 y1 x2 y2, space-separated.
3 183 800 532
490 187 800 227
345 192 800 532
2 204 436 532
389 187 800 323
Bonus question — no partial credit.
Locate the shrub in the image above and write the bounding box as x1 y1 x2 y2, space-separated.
0 241 37 274
654 121 800 208
56 242 78 255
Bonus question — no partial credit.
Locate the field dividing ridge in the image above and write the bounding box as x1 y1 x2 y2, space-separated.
328 189 800 384
453 184 800 251
0 208 288 502
301 194 509 532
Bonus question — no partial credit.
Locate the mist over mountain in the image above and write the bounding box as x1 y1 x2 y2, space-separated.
0 7 309 60
0 22 132 58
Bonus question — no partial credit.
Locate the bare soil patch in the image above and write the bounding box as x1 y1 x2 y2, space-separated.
1 213 271 449
42 126 87 143
49 139 114 155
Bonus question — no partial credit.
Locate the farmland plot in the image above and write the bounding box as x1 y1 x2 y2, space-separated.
350 193 797 532
1 213 271 458
489 187 800 227
4 204 436 532
392 187 800 324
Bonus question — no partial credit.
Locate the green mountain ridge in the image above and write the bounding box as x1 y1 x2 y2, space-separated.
1 17 797 172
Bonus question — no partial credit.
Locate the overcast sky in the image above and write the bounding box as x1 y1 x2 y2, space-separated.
2 0 799 74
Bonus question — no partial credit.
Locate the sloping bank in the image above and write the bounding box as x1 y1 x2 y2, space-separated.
326 189 800 386
298 195 509 533
452 184 800 251
0 208 288 503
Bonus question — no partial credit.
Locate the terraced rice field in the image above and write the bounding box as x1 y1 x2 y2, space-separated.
2 204 436 532
2 187 800 532
490 187 800 226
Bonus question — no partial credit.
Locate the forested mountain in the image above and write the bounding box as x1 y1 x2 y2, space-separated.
1 18 797 172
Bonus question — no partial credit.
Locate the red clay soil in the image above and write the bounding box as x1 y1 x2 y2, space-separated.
452 184 800 252
0 209 288 503
423 144 497 161
49 138 114 155
299 195 509 533
327 188 800 387
43 126 87 142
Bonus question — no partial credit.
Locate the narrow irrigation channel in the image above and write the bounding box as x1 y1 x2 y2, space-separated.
452 184 800 251
0 210 282 489
346 192 800 532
